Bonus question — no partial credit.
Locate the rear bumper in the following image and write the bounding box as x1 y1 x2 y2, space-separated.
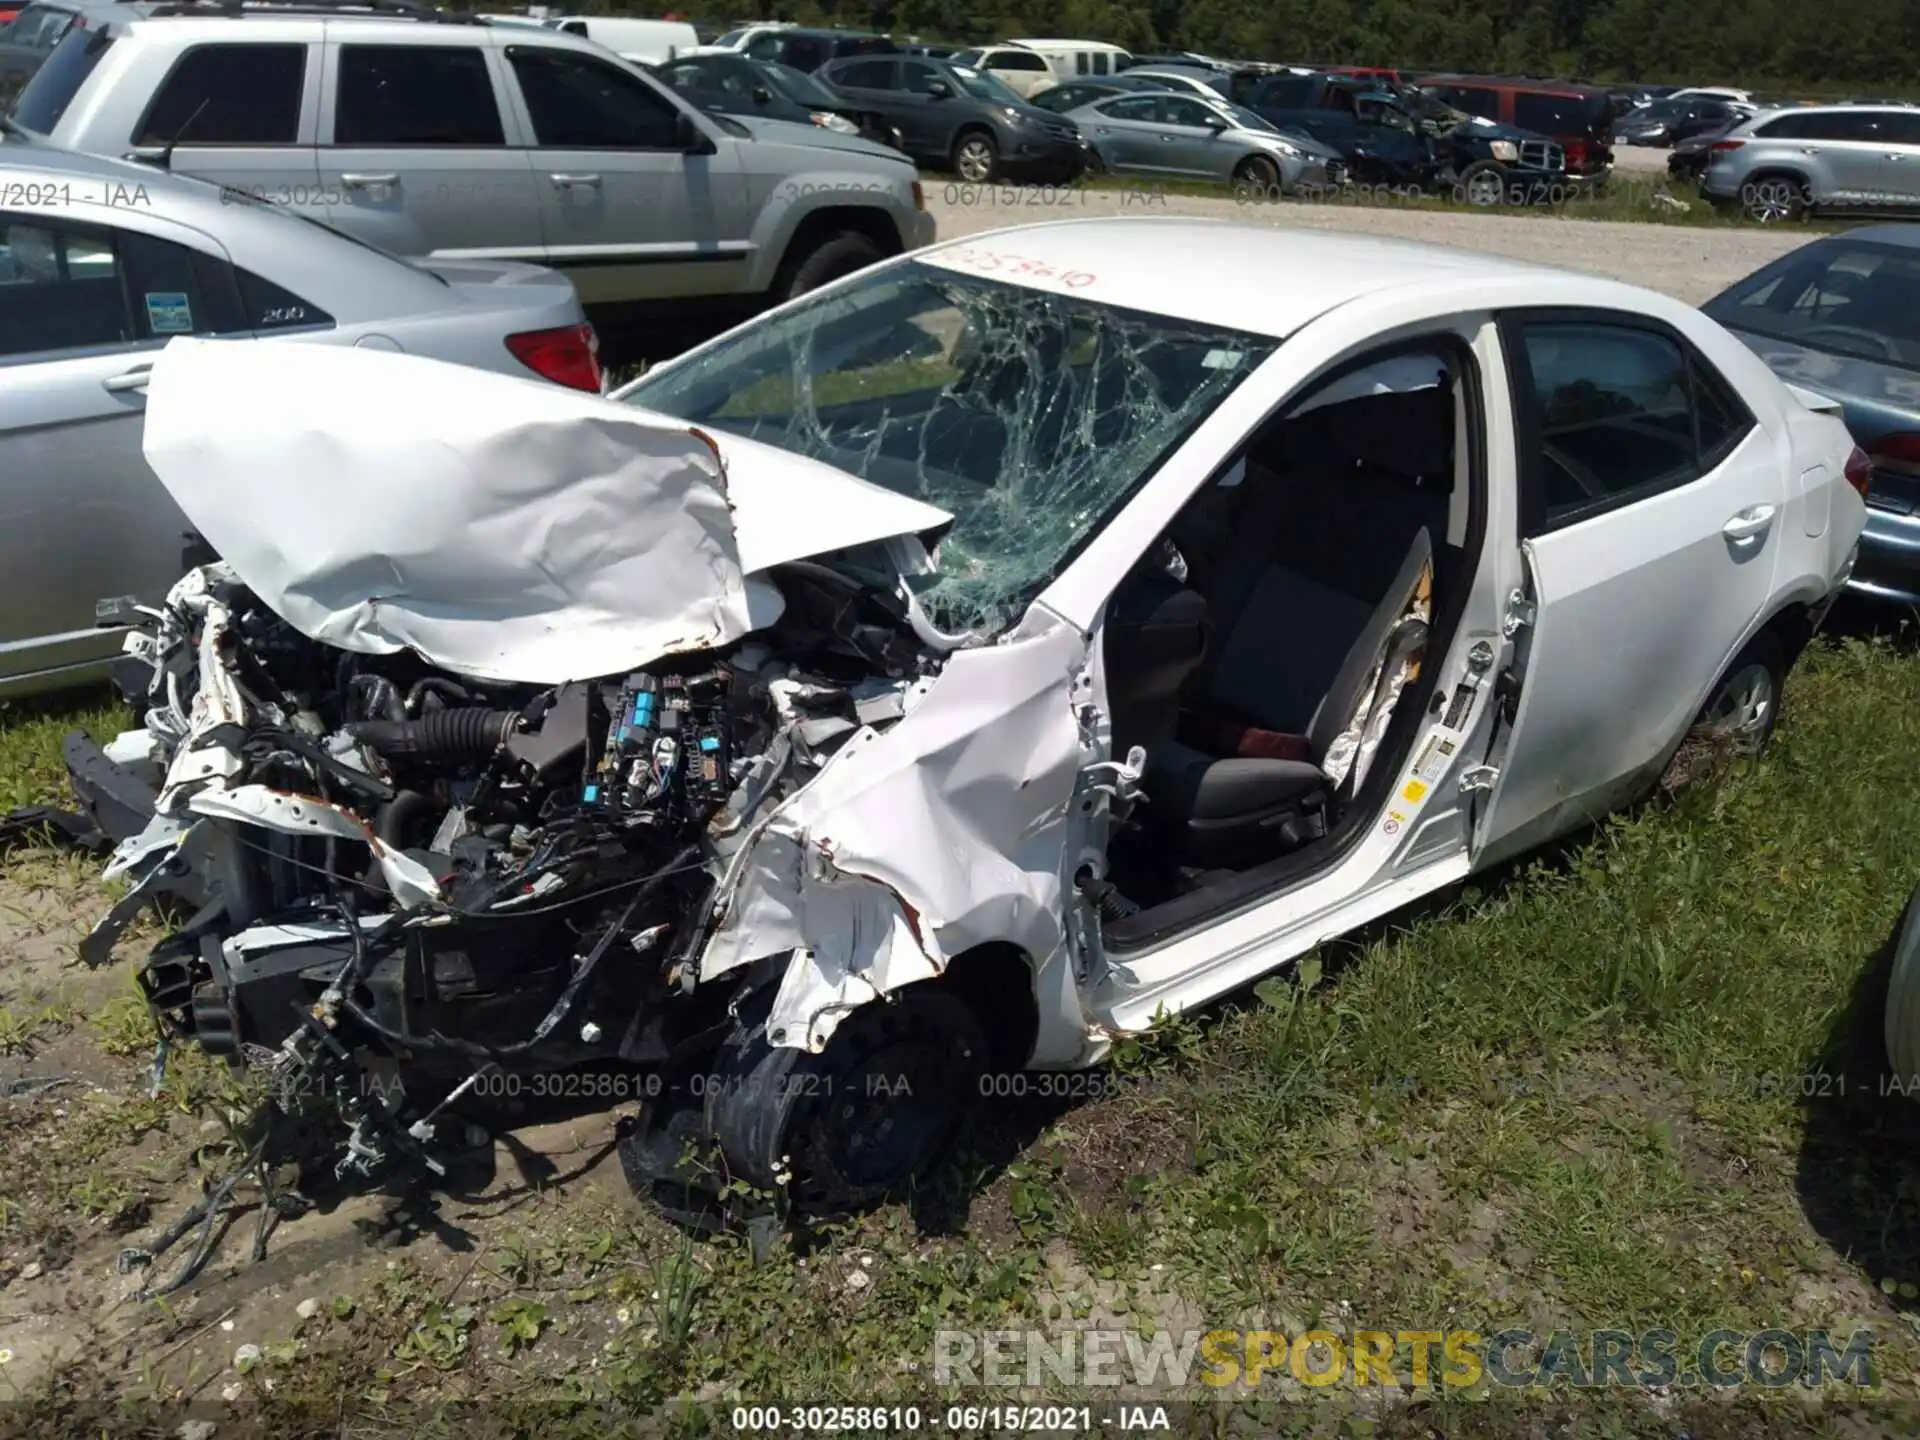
1849 508 1920 606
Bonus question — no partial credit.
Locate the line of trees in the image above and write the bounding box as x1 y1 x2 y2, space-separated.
693 0 1920 91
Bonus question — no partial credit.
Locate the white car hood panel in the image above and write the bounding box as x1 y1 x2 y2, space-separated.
140 338 951 685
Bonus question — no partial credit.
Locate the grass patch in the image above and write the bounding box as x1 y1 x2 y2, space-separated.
1 633 1917 1422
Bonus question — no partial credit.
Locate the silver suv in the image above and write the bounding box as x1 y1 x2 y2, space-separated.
10 3 934 337
1703 104 1920 222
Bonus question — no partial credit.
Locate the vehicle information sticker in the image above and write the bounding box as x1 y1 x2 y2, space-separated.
1413 735 1457 784
145 292 193 334
1400 778 1428 804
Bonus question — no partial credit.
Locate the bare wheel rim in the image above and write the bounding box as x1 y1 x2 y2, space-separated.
1747 178 1799 222
956 138 994 182
1236 156 1278 189
1466 170 1504 205
1701 660 1775 747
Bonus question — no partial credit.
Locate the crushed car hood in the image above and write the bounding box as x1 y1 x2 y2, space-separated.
140 338 953 685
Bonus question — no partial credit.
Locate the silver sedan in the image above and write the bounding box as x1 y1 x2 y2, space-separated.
0 131 601 698
1066 90 1340 192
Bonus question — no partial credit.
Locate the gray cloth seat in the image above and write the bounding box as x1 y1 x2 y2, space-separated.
1145 526 1434 870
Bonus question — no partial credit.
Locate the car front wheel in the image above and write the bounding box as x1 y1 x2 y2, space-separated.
777 231 885 303
1233 154 1282 192
952 130 998 183
1457 160 1508 207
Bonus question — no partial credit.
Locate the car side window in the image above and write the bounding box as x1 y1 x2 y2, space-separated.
991 51 1046 72
335 45 505 146
133 43 307 147
0 217 129 356
1824 112 1886 143
1097 95 1157 122
1881 111 1920 146
1449 86 1501 119
774 36 827 72
1161 96 1215 127
508 48 681 148
742 32 780 60
10 5 72 51
0 216 257 358
1509 317 1753 532
837 58 899 90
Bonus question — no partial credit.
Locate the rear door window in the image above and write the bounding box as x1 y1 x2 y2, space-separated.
0 217 129 355
833 57 898 90
334 45 505 145
1514 91 1594 134
1509 316 1755 532
0 217 255 357
1436 84 1500 119
133 43 307 146
508 47 681 148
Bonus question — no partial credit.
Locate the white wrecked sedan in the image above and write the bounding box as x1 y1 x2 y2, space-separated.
78 218 1865 1223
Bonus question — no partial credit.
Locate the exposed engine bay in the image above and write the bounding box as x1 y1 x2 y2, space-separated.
86 550 939 1264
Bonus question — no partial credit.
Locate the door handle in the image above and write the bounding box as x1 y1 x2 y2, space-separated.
1799 147 1820 156
339 172 398 188
549 172 602 189
101 365 152 395
1722 504 1778 542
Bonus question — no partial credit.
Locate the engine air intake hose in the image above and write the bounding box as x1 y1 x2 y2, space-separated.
344 707 518 760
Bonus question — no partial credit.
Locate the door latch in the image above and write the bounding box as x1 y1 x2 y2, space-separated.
1457 765 1499 794
1502 588 1536 639
1078 745 1149 810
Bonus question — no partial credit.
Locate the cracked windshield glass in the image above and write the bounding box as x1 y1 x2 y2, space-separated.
623 260 1276 635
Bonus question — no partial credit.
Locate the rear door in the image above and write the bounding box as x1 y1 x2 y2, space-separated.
1878 110 1920 206
821 56 910 145
501 43 746 304
1470 309 1783 867
317 37 543 262
1082 94 1158 171
1806 109 1894 201
0 210 251 686
128 40 322 207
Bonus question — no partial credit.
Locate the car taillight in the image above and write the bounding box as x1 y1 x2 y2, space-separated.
505 322 602 393
1844 444 1874 498
1564 138 1588 167
1710 138 1745 152
1870 431 1920 478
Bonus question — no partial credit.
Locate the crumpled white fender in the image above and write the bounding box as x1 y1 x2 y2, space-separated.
701 609 1090 1054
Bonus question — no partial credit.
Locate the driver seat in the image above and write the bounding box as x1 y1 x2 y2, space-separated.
1144 526 1433 871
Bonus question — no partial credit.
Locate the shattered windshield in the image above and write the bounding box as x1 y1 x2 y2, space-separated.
623 260 1276 636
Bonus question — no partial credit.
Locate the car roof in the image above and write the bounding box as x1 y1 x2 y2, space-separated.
1421 73 1607 98
913 218 1635 338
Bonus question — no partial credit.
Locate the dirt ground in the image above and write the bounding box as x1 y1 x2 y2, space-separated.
922 185 1809 304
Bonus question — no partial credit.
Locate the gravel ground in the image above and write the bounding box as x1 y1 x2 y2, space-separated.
922 186 1810 304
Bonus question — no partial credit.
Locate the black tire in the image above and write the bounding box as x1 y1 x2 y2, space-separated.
1457 160 1509 207
777 231 884 304
1233 154 1281 192
709 987 987 1216
1882 889 1920 1087
1742 172 1810 224
1084 145 1108 176
951 128 998 184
